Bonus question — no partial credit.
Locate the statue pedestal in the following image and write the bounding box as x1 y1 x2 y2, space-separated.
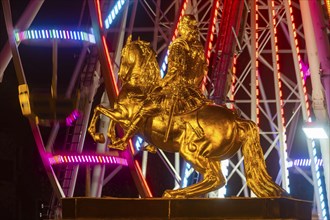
62 197 312 219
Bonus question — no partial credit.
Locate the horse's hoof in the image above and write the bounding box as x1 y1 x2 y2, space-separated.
142 145 157 154
162 190 173 198
107 142 126 151
162 190 186 199
95 133 105 143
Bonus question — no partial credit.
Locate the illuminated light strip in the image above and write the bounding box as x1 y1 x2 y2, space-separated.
255 1 260 126
312 140 328 219
104 0 127 29
204 0 220 65
160 0 188 78
229 55 237 109
135 160 153 197
95 0 119 96
134 136 144 151
182 163 193 188
14 29 96 44
271 0 290 193
49 154 128 166
102 35 120 95
218 160 229 197
95 0 151 197
96 0 103 29
290 158 323 167
66 109 81 126
287 0 311 118
203 0 221 92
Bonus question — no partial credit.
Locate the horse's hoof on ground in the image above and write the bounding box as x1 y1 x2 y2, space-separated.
162 190 173 198
162 190 186 199
94 133 105 143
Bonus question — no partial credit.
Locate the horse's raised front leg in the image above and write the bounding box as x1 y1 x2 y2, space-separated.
88 105 124 144
88 106 105 143
106 120 127 151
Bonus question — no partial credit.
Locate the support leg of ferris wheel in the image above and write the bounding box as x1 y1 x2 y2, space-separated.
284 1 327 217
300 0 330 215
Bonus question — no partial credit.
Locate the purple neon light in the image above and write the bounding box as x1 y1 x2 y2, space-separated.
66 109 81 126
49 154 128 166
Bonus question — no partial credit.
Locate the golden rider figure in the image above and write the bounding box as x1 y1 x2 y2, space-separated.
112 14 208 148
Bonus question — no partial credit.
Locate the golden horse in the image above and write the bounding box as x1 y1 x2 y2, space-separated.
88 38 287 198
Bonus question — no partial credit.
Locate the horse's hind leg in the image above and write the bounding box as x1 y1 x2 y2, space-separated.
240 120 286 197
163 155 226 198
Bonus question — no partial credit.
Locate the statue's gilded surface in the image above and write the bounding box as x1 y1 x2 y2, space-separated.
88 15 287 198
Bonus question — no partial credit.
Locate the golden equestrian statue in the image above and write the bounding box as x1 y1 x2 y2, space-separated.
88 15 287 198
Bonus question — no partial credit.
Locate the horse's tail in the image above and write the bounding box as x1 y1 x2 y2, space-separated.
240 120 286 197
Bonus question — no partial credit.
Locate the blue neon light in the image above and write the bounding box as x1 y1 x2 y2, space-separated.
134 136 144 151
77 31 80 40
311 133 328 219
104 0 127 29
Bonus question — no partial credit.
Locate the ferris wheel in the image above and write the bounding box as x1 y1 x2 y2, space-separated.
1 0 329 219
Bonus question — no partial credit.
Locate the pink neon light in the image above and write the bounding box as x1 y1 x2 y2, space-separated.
48 154 128 166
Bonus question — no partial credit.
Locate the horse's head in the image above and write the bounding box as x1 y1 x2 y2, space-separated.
119 36 161 92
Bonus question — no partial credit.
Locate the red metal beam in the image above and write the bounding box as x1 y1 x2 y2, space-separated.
209 0 244 103
88 0 152 197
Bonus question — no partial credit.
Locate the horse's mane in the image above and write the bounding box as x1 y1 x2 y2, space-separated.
126 39 161 87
